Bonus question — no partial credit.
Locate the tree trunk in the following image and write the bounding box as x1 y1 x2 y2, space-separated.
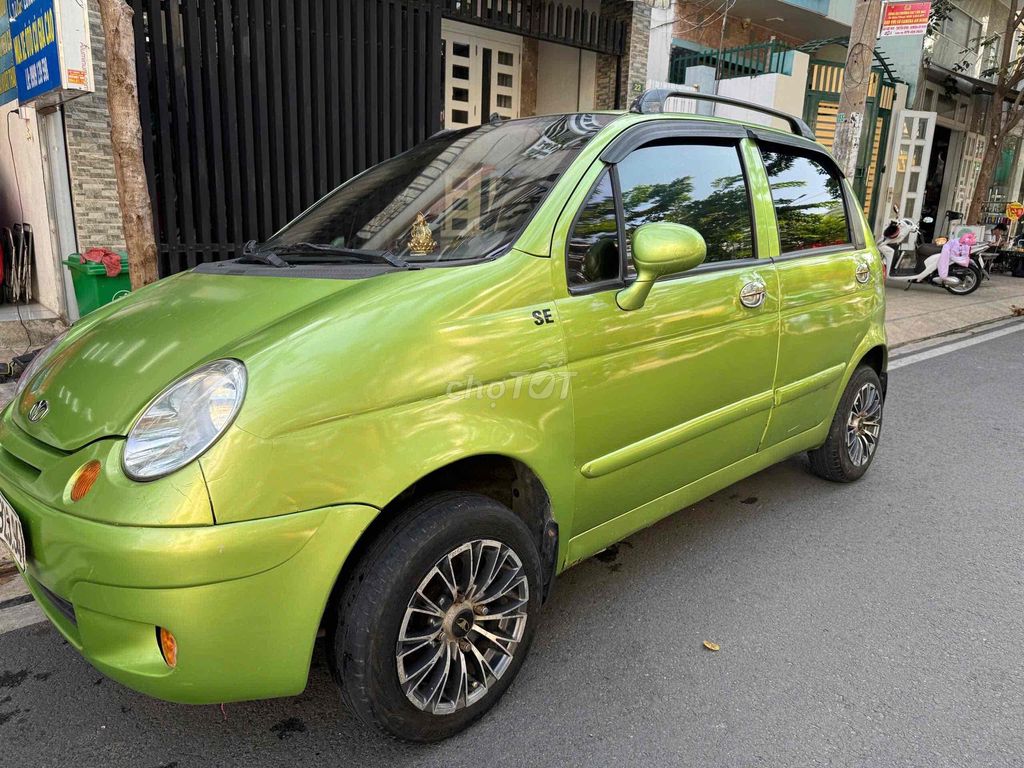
966 135 1002 225
98 0 159 290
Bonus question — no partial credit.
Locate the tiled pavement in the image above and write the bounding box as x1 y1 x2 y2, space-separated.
885 273 1024 347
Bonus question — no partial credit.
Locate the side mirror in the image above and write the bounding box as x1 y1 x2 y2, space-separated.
617 222 706 311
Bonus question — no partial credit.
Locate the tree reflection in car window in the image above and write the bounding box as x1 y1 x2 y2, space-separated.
760 149 851 253
616 141 755 270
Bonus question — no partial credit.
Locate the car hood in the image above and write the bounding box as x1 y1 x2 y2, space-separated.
12 271 359 452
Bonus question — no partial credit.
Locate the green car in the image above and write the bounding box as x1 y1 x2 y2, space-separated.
0 91 886 741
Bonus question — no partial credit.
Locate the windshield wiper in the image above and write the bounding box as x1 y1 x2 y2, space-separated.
265 242 415 269
239 240 291 268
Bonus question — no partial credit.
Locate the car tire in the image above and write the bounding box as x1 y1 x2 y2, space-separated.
807 365 884 483
329 491 543 742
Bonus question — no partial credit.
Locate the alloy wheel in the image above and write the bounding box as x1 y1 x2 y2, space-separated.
845 382 882 467
396 539 529 715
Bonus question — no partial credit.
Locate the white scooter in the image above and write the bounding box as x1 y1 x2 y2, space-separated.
877 211 985 296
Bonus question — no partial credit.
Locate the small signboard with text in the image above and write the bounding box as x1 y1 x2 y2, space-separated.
0 1 17 105
11 0 94 108
1005 202 1024 221
880 2 931 37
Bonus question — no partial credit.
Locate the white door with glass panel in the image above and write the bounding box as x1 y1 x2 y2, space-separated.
442 21 521 129
884 110 936 247
948 131 986 227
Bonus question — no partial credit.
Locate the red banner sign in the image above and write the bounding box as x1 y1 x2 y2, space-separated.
880 2 931 37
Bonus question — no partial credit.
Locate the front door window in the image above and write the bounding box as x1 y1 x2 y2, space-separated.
616 141 756 269
567 171 621 287
566 139 757 289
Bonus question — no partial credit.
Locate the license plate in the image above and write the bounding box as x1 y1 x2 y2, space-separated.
0 491 26 571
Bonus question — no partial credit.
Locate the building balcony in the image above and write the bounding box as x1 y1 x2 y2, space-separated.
924 31 1000 84
669 41 798 83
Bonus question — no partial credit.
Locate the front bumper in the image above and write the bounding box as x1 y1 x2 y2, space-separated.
0 418 377 703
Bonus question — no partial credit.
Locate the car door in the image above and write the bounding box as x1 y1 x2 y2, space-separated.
751 137 878 447
551 127 781 543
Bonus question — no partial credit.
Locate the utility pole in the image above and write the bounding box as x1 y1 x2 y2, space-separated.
833 0 885 180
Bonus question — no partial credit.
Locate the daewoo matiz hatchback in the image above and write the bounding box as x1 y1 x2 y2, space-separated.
0 90 886 741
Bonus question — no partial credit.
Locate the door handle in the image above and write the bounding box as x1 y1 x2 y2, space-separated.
855 261 872 284
739 281 767 308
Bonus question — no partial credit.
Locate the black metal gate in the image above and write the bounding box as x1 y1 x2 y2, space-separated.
130 0 443 275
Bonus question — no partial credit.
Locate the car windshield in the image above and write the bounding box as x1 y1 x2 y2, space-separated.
264 114 616 264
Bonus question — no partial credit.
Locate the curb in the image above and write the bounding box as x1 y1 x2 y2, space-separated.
890 311 1022 350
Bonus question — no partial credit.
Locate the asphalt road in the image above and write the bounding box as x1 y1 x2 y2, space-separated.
2 324 1023 767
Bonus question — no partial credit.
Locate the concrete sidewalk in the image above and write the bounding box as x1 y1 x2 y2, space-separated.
885 273 1024 347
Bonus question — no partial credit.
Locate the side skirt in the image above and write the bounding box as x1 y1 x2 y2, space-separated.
562 420 829 569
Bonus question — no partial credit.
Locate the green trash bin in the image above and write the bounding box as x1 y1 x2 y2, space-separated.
63 252 132 316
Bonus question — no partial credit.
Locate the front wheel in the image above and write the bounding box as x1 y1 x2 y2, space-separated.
330 492 542 742
944 264 982 295
808 365 884 483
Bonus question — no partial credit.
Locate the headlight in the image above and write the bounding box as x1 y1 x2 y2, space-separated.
15 330 70 400
123 359 247 481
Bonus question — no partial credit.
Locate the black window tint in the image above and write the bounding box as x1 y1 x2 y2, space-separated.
616 142 755 265
567 170 620 286
761 148 851 253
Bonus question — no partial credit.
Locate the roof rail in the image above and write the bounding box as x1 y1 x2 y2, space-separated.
629 88 817 141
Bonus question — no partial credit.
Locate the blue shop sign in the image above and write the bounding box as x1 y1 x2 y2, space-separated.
0 1 17 104
11 0 61 103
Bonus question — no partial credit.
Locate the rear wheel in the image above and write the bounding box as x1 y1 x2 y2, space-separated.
330 492 542 742
944 264 982 295
808 365 883 483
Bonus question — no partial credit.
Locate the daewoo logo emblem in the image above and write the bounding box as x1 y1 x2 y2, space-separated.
27 400 49 423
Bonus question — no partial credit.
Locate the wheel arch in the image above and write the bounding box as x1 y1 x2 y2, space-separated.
857 343 888 397
322 454 560 636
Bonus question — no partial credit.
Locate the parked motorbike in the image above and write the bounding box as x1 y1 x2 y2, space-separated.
877 210 985 296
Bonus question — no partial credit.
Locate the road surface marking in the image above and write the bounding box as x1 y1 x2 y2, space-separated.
0 571 45 635
889 319 1024 371
0 599 44 635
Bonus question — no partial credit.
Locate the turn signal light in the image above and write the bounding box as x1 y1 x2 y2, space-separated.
158 627 178 668
70 460 102 502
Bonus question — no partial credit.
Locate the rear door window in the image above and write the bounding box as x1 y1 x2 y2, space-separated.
760 148 851 254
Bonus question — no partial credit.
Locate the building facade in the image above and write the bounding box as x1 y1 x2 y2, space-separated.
651 0 1024 239
649 0 918 231
0 0 655 323
914 0 1024 237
